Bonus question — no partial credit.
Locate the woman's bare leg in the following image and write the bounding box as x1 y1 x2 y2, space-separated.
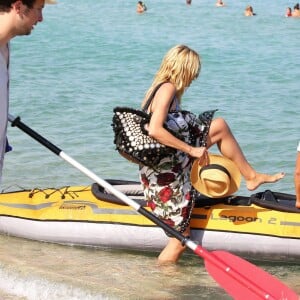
294 152 300 208
207 118 285 191
158 238 186 264
158 229 189 264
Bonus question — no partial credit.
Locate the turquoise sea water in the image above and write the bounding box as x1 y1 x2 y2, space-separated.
0 0 299 299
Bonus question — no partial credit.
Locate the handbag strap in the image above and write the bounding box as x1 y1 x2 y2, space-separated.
142 82 167 112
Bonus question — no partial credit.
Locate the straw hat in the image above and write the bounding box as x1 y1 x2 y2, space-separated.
190 154 241 198
45 0 57 4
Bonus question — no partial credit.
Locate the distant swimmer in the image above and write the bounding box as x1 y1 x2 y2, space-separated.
285 7 292 17
186 0 192 5
292 3 300 17
136 1 147 14
215 0 225 7
244 5 256 16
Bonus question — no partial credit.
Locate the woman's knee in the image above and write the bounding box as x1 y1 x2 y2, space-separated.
211 117 229 130
209 117 230 139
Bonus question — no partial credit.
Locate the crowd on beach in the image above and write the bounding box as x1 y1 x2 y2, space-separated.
137 0 300 18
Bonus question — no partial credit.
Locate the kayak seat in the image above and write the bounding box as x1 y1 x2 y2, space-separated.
91 180 147 206
250 190 299 213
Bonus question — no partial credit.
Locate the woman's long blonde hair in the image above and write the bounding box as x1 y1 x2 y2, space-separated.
144 45 201 103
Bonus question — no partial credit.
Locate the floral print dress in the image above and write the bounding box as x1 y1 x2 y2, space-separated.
139 108 216 234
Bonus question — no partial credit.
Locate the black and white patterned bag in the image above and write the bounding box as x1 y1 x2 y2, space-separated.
112 83 177 168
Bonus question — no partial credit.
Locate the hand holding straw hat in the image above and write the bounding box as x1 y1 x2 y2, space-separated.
190 154 241 198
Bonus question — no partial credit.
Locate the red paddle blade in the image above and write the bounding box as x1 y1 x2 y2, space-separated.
195 248 298 300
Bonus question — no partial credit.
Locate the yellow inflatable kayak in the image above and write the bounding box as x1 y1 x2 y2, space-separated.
0 179 299 262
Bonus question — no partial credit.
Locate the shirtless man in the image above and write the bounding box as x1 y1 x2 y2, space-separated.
0 0 56 185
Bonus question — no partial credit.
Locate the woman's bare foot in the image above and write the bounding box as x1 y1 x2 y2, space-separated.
246 172 285 191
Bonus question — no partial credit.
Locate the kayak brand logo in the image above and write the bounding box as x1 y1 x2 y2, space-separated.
59 201 86 210
214 214 262 223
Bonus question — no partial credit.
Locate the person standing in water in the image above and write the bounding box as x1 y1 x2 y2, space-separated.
139 44 285 264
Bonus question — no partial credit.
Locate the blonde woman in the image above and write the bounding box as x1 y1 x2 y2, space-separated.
139 45 284 263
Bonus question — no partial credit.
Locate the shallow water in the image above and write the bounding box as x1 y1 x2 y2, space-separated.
1 0 299 298
0 235 299 299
